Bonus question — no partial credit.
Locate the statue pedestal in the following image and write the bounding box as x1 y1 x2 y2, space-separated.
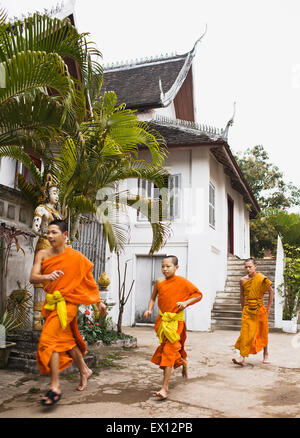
98 287 117 331
100 289 116 308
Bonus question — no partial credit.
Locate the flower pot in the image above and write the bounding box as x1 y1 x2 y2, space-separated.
0 342 16 368
282 317 298 334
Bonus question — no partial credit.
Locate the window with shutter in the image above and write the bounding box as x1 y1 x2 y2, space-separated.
209 182 216 229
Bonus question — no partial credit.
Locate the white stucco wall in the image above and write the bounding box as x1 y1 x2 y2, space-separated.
105 140 252 331
274 235 284 328
1 219 36 307
106 243 189 327
0 158 16 188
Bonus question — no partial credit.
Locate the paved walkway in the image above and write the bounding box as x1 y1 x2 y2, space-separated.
0 326 300 418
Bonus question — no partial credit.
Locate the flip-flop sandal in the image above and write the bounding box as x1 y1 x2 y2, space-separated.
41 389 62 406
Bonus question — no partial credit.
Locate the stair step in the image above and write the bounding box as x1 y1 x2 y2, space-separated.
211 317 242 326
226 272 275 278
212 325 278 332
215 300 241 306
216 293 241 299
211 324 241 331
212 311 242 318
227 259 276 264
212 315 274 324
213 304 242 311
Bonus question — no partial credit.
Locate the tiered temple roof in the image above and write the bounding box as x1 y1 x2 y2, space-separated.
102 50 195 110
148 116 260 216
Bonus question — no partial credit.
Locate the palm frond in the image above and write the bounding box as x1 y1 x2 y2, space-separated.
1 13 102 92
52 137 80 208
96 207 129 253
15 174 41 207
103 161 169 188
0 7 7 36
89 91 168 165
67 195 97 214
0 146 43 186
116 191 172 254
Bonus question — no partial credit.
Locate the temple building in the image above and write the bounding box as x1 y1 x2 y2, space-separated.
101 39 260 331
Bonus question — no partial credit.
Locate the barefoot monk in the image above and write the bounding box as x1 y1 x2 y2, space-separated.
232 258 274 366
143 255 203 400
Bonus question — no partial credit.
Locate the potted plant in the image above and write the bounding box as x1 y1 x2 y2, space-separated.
280 244 300 333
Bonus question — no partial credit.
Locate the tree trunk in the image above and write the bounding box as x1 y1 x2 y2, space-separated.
0 238 6 318
0 238 4 317
117 303 124 333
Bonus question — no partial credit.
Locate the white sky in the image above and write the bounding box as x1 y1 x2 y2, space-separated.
2 0 300 192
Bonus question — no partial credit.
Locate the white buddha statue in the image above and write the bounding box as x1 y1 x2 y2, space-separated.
31 174 62 330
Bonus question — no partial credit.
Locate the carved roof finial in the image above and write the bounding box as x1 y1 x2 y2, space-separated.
191 24 208 56
222 101 236 141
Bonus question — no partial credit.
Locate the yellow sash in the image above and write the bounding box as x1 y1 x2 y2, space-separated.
157 309 185 344
44 290 67 330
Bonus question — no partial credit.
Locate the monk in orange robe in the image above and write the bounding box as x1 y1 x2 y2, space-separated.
30 219 106 406
232 258 274 366
143 255 203 399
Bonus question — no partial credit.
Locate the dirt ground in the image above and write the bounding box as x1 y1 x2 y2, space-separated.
0 326 300 419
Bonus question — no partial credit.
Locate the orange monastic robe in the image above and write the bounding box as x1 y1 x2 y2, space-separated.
235 272 272 357
151 275 202 369
36 247 101 375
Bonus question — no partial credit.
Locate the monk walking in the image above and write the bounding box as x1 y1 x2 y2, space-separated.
30 219 106 406
232 258 274 366
143 255 203 400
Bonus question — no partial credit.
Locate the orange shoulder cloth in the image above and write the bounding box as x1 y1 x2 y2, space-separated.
41 247 100 305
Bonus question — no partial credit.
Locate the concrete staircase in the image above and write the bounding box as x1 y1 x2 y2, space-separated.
211 256 276 331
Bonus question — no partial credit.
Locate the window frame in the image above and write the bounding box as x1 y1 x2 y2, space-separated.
137 173 181 222
209 181 216 229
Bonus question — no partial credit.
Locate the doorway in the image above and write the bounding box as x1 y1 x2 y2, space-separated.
227 196 234 254
135 255 165 323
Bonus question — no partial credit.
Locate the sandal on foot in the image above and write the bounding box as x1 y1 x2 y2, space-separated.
41 389 62 406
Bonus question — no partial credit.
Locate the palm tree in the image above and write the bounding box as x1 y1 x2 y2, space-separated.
0 10 102 150
1 91 171 254
0 11 171 254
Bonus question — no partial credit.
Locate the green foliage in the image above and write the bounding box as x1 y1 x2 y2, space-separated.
279 245 300 320
96 353 122 369
235 145 300 257
0 281 33 334
265 209 300 247
249 213 278 258
265 210 300 320
0 11 169 255
0 90 170 255
6 282 33 330
77 305 133 345
235 145 300 210
77 309 105 344
0 310 22 334
0 12 102 149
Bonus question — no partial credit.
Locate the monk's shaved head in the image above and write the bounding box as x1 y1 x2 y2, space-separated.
163 255 178 266
48 219 68 233
245 258 257 266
